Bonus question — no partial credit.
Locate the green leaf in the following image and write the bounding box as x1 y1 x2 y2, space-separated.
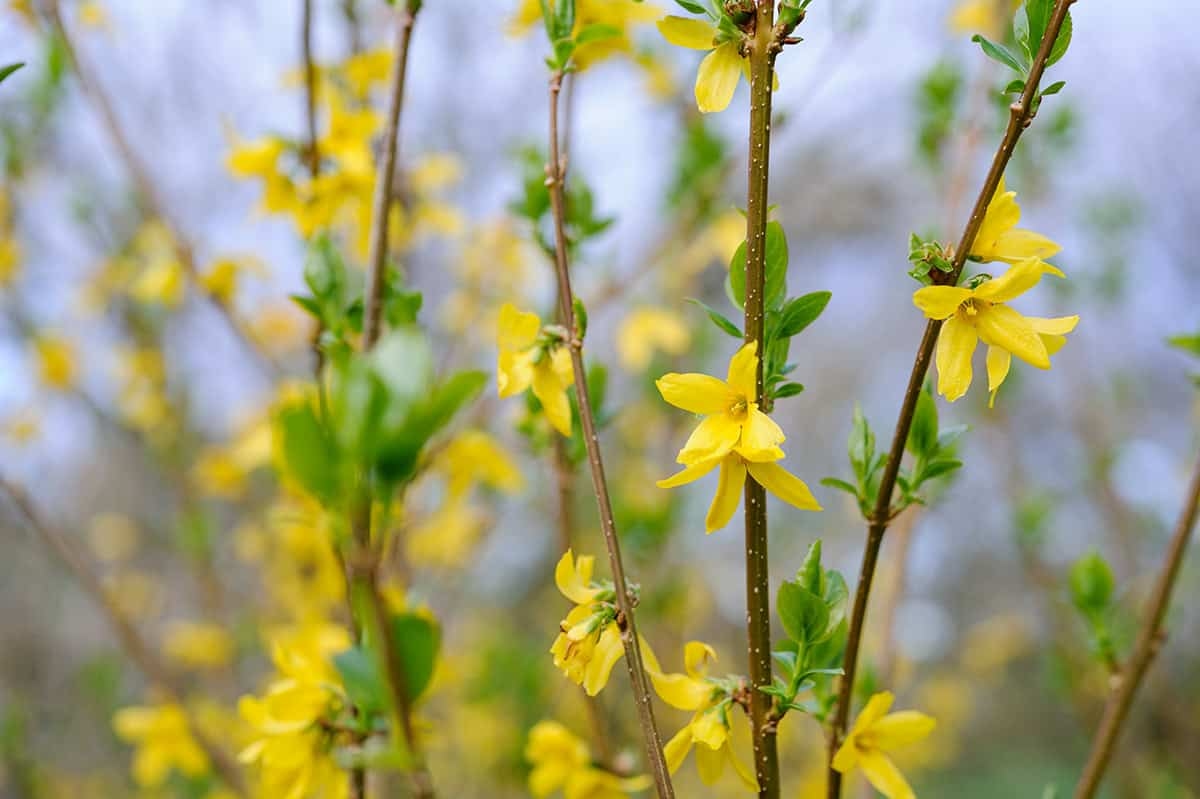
1167 333 1200 357
1040 80 1067 96
375 370 487 484
574 23 620 46
771 382 805 399
573 297 588 339
369 328 433 409
727 222 787 310
777 291 831 338
687 298 742 338
674 0 707 14
906 387 938 458
798 540 824 595
848 404 875 477
820 477 858 496
729 239 747 308
0 63 24 86
1069 551 1114 615
389 613 440 703
334 646 387 716
1047 12 1072 66
972 34 1027 75
275 402 341 504
777 581 829 647
919 458 962 482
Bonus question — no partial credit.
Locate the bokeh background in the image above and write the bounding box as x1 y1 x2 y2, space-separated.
1 0 1198 797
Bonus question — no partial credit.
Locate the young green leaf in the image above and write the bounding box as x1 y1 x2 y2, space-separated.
777 291 832 338
389 613 440 703
687 298 742 338
972 34 1027 74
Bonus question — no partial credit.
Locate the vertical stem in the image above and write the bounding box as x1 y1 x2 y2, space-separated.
1074 454 1200 799
825 3 1077 796
301 0 320 179
0 479 247 797
743 2 779 796
362 2 417 349
545 72 675 799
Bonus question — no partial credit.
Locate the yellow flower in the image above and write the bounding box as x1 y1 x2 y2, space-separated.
512 0 658 70
525 720 651 799
127 222 186 307
238 624 352 799
339 48 392 99
970 178 1062 264
658 14 778 114
436 429 524 499
497 302 575 437
617 307 690 371
103 570 165 621
32 335 77 390
0 236 22 287
78 0 108 29
643 641 757 790
914 257 1079 405
112 703 209 788
163 621 237 670
227 135 286 179
201 255 266 305
948 0 1020 38
550 550 625 696
832 692 935 799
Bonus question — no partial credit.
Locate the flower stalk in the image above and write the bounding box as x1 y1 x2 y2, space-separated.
1073 453 1200 799
545 69 675 799
826 2 1077 796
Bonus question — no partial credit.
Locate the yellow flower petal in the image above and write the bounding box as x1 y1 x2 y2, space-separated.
985 345 1011 408
684 641 716 680
971 177 1020 260
935 315 978 402
992 228 1062 263
912 286 971 320
658 456 721 489
746 461 823 511
656 372 735 415
555 550 598 605
695 739 725 784
663 726 694 775
695 41 743 114
740 408 785 454
582 625 624 696
862 711 937 751
972 257 1063 304
656 15 716 50
725 342 758 400
679 412 741 464
705 454 746 533
532 360 573 436
1028 315 1080 336
974 304 1050 369
853 692 897 735
857 750 915 799
497 302 541 352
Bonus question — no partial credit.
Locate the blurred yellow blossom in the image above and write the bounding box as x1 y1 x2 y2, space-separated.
78 0 108 28
550 550 624 696
525 720 652 798
407 500 488 569
616 307 690 371
112 703 209 788
949 0 1020 38
436 429 524 499
103 570 165 621
832 692 935 799
0 236 21 287
163 621 237 670
511 0 659 70
32 335 78 390
87 512 140 564
959 613 1032 677
4 406 41 444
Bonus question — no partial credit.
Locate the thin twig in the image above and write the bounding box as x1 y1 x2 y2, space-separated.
0 479 247 797
1073 453 1200 799
826 3 1078 796
743 1 781 796
545 69 674 799
301 0 320 180
362 1 417 349
41 0 279 378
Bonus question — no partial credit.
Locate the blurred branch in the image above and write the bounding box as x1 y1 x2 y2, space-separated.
40 0 280 379
826 3 1079 796
362 1 417 349
0 478 247 797
301 0 320 180
1073 453 1200 799
545 67 674 799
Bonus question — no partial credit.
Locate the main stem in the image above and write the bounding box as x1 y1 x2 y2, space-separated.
825 3 1076 796
743 2 780 796
545 71 674 799
1 479 247 797
1073 453 1200 799
362 2 417 348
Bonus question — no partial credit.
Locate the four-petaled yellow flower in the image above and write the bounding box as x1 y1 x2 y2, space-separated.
915 258 1078 405
497 302 575 437
643 641 757 790
550 550 625 697
832 691 936 799
525 720 651 799
657 343 821 532
112 703 210 788
616 306 691 371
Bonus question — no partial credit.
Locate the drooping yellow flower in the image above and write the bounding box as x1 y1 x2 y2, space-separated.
525 720 652 799
617 307 691 371
948 0 1020 38
656 343 821 531
658 14 778 114
497 302 575 437
112 703 209 788
550 550 625 696
163 621 237 670
643 641 757 790
238 624 352 799
970 178 1062 264
832 692 935 799
914 257 1079 404
32 335 77 390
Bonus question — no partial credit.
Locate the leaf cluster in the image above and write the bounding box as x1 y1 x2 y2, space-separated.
973 0 1071 112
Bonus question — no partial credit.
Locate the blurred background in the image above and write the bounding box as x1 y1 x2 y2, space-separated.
1 0 1198 796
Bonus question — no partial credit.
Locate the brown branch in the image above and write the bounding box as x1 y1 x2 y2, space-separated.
826 3 1078 796
545 70 674 799
1073 453 1200 799
301 0 320 180
743 2 781 796
41 0 279 379
362 1 417 349
0 479 247 797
